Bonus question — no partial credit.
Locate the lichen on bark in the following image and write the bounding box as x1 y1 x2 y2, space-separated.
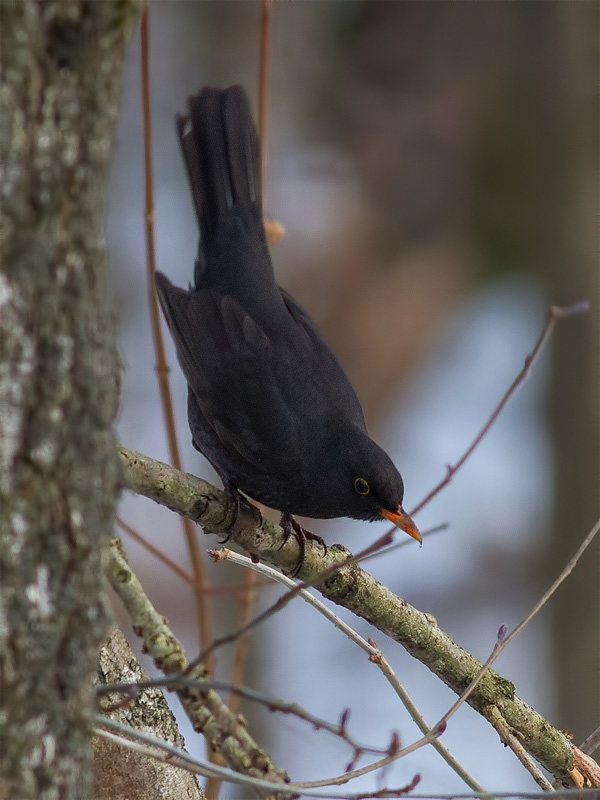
0 2 141 798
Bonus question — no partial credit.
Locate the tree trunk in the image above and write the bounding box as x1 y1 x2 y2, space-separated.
94 628 205 800
0 2 141 798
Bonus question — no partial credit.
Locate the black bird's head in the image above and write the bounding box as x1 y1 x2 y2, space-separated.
326 430 421 543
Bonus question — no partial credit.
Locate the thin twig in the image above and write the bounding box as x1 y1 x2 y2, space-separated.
580 728 600 757
295 732 433 789
360 522 448 563
96 718 290 796
96 718 597 800
210 548 385 650
435 517 600 731
97 716 417 798
227 568 257 714
214 549 485 793
95 724 216 780
139 7 212 666
410 301 590 517
483 706 555 791
191 528 395 670
119 516 274 593
118 516 193 584
367 644 485 793
98 675 394 760
209 568 258 800
96 717 428 800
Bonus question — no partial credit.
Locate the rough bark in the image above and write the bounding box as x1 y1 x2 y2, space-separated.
0 2 141 798
94 627 205 800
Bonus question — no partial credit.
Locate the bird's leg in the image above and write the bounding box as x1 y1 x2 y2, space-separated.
217 484 241 543
217 478 262 542
278 513 327 578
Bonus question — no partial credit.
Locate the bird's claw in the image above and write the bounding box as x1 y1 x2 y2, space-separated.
278 513 327 577
218 488 262 543
217 490 242 542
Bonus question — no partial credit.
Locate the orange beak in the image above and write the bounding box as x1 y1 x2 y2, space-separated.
380 506 422 544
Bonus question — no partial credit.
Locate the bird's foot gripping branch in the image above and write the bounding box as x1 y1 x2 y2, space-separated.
117 445 335 578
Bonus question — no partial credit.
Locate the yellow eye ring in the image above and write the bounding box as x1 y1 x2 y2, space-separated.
354 478 370 495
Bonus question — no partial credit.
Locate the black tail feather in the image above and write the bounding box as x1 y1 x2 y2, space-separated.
176 87 261 260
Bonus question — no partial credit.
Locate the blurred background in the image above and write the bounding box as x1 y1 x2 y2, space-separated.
107 1 598 795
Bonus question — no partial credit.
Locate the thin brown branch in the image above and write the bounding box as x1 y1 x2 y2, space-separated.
118 516 272 594
96 717 422 798
580 727 600 757
360 522 448 563
98 675 394 761
348 777 421 800
118 516 193 584
139 6 212 666
435 517 600 734
367 641 485 793
410 301 590 517
214 549 485 794
192 528 394 671
295 731 433 790
483 705 555 791
227 568 258 714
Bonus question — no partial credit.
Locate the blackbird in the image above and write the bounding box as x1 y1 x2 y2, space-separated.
155 86 420 572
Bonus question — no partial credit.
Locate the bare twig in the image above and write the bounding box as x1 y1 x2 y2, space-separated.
580 728 600 757
95 724 216 780
295 732 433 790
410 301 590 517
139 5 212 664
227 567 257 714
212 550 485 792
96 716 422 799
366 642 485 793
95 717 599 800
191 528 395 670
118 516 193 584
483 705 555 791
117 518 274 595
98 674 394 761
96 718 291 796
435 517 600 733
360 522 448 563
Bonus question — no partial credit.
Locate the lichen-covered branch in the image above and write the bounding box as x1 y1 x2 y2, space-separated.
107 539 290 796
0 3 141 798
119 445 599 788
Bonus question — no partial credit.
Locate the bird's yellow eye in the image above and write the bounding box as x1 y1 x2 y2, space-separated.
354 478 370 495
